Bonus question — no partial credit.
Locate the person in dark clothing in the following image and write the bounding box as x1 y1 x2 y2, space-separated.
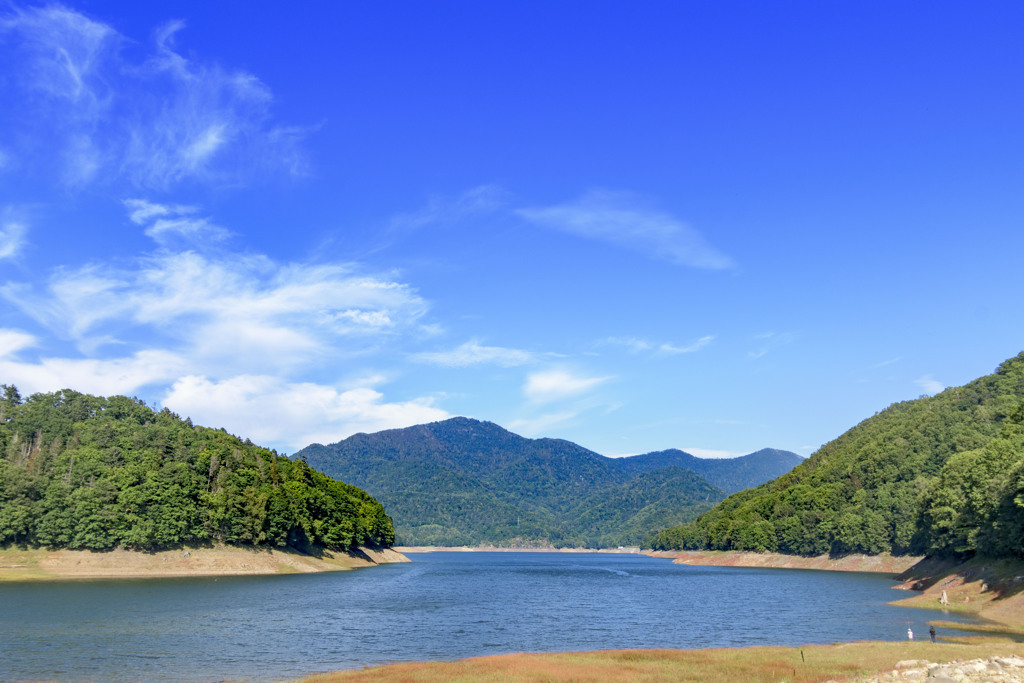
929 625 936 642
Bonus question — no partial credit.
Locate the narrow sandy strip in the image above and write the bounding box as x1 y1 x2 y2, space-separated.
644 549 922 573
394 545 642 553
0 544 409 581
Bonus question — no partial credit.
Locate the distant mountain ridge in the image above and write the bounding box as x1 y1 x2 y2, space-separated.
294 418 801 548
613 447 803 493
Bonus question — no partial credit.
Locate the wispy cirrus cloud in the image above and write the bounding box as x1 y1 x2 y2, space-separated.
748 331 797 359
604 334 714 356
0 5 308 189
413 339 537 367
518 190 735 270
388 185 508 233
124 199 232 246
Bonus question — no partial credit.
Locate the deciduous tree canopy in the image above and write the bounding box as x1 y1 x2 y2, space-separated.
647 353 1024 559
0 388 394 551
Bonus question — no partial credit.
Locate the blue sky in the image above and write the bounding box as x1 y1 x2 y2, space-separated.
2 2 1023 458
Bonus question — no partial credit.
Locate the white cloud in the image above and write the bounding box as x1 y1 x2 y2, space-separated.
660 335 715 355
0 216 27 260
1 6 307 189
0 329 36 358
914 375 944 395
2 264 133 341
413 339 536 367
684 447 745 459
128 196 232 249
123 198 198 225
162 375 449 452
0 349 185 398
145 216 232 246
523 368 612 403
1 232 430 391
518 190 735 270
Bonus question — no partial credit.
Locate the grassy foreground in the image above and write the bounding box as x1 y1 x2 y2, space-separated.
299 638 1024 683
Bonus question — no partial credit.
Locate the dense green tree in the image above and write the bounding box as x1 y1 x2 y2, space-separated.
297 417 796 547
0 388 395 552
647 353 1024 560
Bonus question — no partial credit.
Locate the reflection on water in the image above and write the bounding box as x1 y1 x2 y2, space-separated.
0 552 979 682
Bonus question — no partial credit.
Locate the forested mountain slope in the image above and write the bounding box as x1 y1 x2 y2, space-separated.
0 387 395 551
295 418 799 547
647 352 1024 559
614 448 803 494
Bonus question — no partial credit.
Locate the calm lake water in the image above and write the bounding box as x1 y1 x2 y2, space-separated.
0 551 977 682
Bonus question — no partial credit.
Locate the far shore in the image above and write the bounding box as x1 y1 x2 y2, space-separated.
394 545 641 554
0 544 409 582
646 549 923 574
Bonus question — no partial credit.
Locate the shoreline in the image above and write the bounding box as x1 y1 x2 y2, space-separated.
644 549 1024 631
394 545 641 554
0 544 409 581
646 549 924 574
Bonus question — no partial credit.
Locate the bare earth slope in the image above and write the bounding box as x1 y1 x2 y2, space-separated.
0 544 408 581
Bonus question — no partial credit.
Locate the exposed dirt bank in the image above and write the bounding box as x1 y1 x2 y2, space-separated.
645 549 923 574
0 544 409 581
889 556 1024 630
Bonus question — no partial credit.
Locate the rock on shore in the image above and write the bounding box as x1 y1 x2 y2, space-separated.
842 655 1024 683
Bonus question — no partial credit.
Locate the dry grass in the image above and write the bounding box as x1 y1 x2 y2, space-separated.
298 639 1024 683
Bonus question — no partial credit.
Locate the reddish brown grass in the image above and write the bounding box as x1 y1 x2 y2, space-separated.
298 638 1024 683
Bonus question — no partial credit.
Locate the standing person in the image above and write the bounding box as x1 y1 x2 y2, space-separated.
929 626 936 642
907 627 914 641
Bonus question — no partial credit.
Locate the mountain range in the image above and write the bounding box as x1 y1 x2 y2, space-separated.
294 418 801 548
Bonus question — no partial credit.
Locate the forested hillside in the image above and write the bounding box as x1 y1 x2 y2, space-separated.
647 353 1024 559
295 418 798 547
0 387 395 551
614 448 802 494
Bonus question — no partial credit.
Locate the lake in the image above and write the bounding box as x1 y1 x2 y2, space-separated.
0 551 976 682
